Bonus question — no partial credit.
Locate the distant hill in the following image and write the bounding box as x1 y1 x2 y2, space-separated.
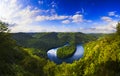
12 32 103 58
12 32 102 50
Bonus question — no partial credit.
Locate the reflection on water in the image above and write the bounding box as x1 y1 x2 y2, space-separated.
47 45 84 64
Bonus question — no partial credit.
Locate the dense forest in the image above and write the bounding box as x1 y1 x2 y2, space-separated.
12 32 98 58
0 21 120 76
57 45 76 59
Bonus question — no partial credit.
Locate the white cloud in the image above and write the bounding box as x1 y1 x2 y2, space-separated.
38 0 43 5
0 0 117 33
115 15 119 17
10 24 80 32
72 14 83 23
51 1 57 8
62 20 70 24
101 16 112 22
71 14 92 23
0 0 69 32
86 21 117 33
0 0 45 32
85 20 92 23
108 11 120 18
0 0 40 24
36 15 69 21
108 12 116 16
76 11 81 14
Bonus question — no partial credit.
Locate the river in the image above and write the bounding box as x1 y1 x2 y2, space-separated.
47 45 84 64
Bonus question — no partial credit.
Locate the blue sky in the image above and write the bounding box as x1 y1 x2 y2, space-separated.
0 0 120 33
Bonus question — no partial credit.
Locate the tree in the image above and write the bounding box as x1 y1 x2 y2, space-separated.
116 22 120 35
0 21 15 48
0 21 9 32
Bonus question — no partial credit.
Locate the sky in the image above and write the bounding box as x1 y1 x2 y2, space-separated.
0 0 120 33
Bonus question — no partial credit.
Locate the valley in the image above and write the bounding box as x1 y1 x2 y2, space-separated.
1 0 120 75
0 21 120 76
12 32 99 59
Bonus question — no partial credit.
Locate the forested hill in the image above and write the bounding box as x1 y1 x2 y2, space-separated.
12 32 101 58
12 32 103 50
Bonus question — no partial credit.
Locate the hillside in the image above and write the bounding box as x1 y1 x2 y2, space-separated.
12 32 98 49
12 32 98 58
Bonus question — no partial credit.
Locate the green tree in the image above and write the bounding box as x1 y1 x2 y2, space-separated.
0 21 9 32
116 22 120 35
0 21 15 48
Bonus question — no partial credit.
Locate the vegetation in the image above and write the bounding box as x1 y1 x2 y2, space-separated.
12 32 97 58
1 21 120 76
42 22 120 76
116 22 120 35
57 45 76 59
0 21 48 76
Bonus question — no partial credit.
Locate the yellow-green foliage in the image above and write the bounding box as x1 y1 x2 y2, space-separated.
80 34 120 76
57 45 76 59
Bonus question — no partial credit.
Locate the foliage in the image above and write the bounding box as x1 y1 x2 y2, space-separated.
0 21 9 32
2 21 120 76
0 21 47 76
116 22 120 35
57 45 76 59
12 32 97 58
80 34 120 76
0 21 24 75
